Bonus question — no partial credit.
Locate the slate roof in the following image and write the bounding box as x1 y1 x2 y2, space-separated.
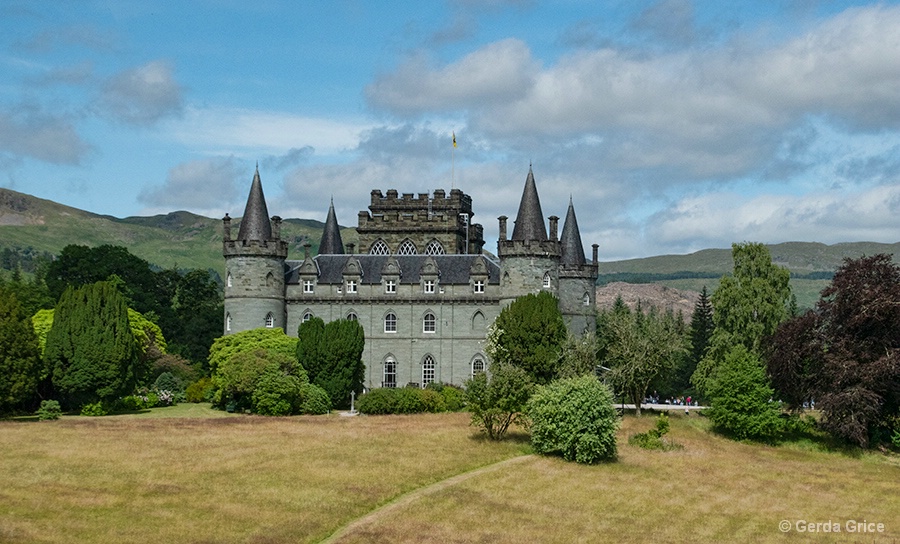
236 167 273 242
510 166 548 242
286 255 500 285
560 197 586 266
318 199 345 254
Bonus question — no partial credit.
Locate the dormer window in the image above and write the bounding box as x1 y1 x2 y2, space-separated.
303 280 314 293
346 280 357 293
385 279 396 294
424 280 435 294
473 280 485 294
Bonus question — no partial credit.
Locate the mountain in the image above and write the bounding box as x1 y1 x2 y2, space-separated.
1 188 897 309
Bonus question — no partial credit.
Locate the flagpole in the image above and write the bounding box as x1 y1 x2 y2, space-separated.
451 131 456 190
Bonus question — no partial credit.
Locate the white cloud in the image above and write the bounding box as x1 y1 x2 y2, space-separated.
0 106 90 164
138 156 245 217
99 60 183 125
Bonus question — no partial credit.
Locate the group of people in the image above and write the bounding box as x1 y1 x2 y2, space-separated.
644 392 697 407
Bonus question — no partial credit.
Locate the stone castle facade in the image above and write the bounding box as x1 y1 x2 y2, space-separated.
223 166 598 389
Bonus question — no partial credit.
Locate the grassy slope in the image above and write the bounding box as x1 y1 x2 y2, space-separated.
0 409 897 543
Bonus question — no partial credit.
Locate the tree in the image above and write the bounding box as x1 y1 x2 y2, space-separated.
527 375 619 463
464 362 534 440
162 269 223 366
214 347 307 412
693 242 791 397
320 319 365 409
487 291 567 384
556 332 600 379
297 317 326 382
688 286 713 375
207 328 299 376
45 281 140 408
706 345 784 442
0 287 42 412
768 254 900 447
599 305 687 416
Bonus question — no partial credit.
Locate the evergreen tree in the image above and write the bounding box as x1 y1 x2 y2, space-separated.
45 281 140 408
0 287 42 412
488 291 567 384
673 286 713 393
319 319 365 409
296 317 326 383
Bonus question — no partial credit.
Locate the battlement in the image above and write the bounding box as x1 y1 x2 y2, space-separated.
497 239 561 258
369 188 473 216
223 238 289 258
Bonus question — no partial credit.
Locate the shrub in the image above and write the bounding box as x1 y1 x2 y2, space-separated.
419 388 447 413
527 375 619 463
395 387 426 414
155 389 176 406
252 367 306 416
185 377 214 403
36 400 62 421
153 372 182 394
299 383 331 415
629 413 682 451
465 362 534 440
357 388 398 415
427 383 465 411
80 401 108 416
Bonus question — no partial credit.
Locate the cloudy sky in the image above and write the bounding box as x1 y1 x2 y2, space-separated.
2 1 899 260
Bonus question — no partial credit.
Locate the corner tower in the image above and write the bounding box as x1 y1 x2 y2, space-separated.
223 167 288 334
558 197 599 334
497 166 561 306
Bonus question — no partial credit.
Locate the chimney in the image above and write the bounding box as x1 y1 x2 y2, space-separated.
271 216 282 240
346 242 356 254
549 215 559 242
498 215 508 241
592 244 599 265
223 214 232 242
303 242 311 259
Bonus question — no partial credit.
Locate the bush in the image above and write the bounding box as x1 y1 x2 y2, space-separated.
527 375 619 463
465 362 534 440
427 383 465 411
251 367 306 416
185 377 214 403
357 388 398 415
80 401 108 416
299 383 331 415
153 372 182 394
419 388 447 413
629 413 681 451
36 400 62 421
395 387 427 414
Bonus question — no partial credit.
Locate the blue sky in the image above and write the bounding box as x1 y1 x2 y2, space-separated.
1 0 899 260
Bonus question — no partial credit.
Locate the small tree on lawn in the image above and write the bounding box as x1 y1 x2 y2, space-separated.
464 362 533 440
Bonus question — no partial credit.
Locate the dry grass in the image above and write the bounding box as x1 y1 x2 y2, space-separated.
1 408 898 544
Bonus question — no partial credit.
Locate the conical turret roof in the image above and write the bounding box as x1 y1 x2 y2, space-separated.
511 166 547 242
560 197 586 266
318 198 345 254
236 167 272 242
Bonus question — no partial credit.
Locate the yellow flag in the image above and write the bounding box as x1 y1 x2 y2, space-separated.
452 131 457 148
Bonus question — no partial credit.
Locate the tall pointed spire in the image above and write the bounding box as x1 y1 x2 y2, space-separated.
560 196 586 266
318 197 345 254
236 166 273 242
510 165 547 242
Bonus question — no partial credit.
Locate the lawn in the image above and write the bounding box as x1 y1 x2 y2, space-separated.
1 406 897 543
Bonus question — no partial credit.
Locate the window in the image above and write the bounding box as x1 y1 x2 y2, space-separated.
424 279 435 294
422 355 435 386
303 280 314 293
346 312 358 321
472 358 485 376
397 239 417 255
583 292 591 306
383 358 397 388
370 240 390 255
384 312 397 333
346 279 357 293
266 272 275 287
226 273 233 288
385 279 396 293
542 272 551 289
423 312 436 333
265 312 275 328
473 279 485 293
225 313 232 332
302 312 313 323
424 240 445 255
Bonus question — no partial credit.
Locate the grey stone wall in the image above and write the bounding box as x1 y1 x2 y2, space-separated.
224 255 286 333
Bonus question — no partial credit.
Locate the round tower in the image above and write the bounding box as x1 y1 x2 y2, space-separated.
223 168 288 334
558 198 599 334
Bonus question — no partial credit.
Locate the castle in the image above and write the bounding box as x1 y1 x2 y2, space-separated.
223 166 598 389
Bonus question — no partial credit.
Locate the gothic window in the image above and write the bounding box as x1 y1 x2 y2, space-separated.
346 279 358 293
383 357 397 388
473 279 485 293
471 311 486 330
347 312 358 321
266 272 275 287
226 273 233 288
397 239 418 255
542 272 551 289
384 312 397 333
225 313 232 332
423 279 435 294
385 279 396 294
424 239 445 255
472 357 486 376
303 280 314 293
302 311 313 323
370 240 390 255
583 292 591 306
422 355 436 386
265 312 275 328
423 312 436 333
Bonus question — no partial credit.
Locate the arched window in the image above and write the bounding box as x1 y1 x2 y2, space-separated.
226 273 233 288
346 312 358 321
472 357 485 376
384 312 397 333
423 312 436 333
302 311 313 323
370 239 390 255
424 239 445 255
383 357 397 388
225 313 232 332
471 311 486 331
266 272 275 287
397 239 417 255
542 272 551 289
422 355 436 386
583 292 591 306
265 312 275 328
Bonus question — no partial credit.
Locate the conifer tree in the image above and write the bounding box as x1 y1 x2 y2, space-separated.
46 281 140 408
488 291 567 384
0 287 42 412
320 319 365 409
296 317 326 382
